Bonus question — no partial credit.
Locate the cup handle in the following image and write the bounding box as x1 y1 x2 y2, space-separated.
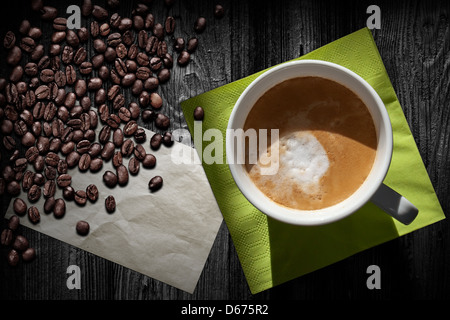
370 183 419 225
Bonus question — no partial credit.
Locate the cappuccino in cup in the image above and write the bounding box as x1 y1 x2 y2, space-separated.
244 76 377 210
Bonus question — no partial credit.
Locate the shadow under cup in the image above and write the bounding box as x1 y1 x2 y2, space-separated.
226 60 393 226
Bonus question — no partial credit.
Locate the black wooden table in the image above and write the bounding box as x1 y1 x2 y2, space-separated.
1 0 449 302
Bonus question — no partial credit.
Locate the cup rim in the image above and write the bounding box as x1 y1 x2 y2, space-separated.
226 59 393 226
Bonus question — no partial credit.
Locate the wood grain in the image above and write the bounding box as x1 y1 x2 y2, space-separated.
0 0 449 300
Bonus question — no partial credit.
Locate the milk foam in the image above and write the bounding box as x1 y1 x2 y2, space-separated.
278 132 329 194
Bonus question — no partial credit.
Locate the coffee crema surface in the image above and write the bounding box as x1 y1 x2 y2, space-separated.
244 76 377 210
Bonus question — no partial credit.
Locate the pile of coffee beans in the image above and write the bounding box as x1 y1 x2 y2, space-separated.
1 215 36 266
0 0 225 264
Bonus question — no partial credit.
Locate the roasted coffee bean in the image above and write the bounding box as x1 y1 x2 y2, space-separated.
7 181 20 196
142 109 156 122
127 156 139 175
88 143 102 158
100 23 110 36
134 128 147 143
56 173 72 188
9 65 23 82
146 35 159 55
98 66 110 81
91 54 105 69
114 58 127 77
105 195 116 213
45 152 60 167
31 44 44 61
116 165 129 186
101 141 115 160
27 184 41 202
74 79 87 97
157 68 170 83
49 43 61 55
76 220 90 235
118 107 131 123
19 20 31 35
76 139 91 154
12 235 29 251
43 179 56 198
103 170 118 188
7 249 19 266
7 46 22 66
74 190 87 206
21 132 36 147
20 37 36 53
80 62 94 75
66 30 80 47
65 65 77 85
173 37 185 52
149 56 162 71
92 5 108 20
96 89 108 105
35 85 50 100
28 206 40 224
122 73 136 87
107 32 122 46
89 157 103 172
13 198 27 216
148 176 163 192
118 17 132 31
54 70 66 87
86 184 99 202
142 153 156 169
33 156 45 172
186 37 199 53
193 106 204 120
61 141 75 155
112 95 125 111
112 151 123 168
78 153 91 171
3 31 16 49
139 91 150 107
73 47 87 65
22 247 36 262
153 23 164 40
130 103 140 118
194 17 206 33
78 27 89 42
134 144 146 161
41 6 58 20
57 159 68 174
116 43 127 58
177 50 190 66
164 16 175 34
53 198 66 218
63 186 75 201
44 166 57 180
136 67 151 80
8 215 20 231
144 77 159 92
150 133 163 150
88 77 102 91
51 31 66 43
113 128 124 147
53 17 67 30
121 139 134 157
99 125 112 144
157 41 168 58
155 113 170 129
214 4 225 18
44 196 56 213
123 121 138 136
162 132 174 147
66 151 81 168
1 229 13 246
90 21 100 38
82 0 93 16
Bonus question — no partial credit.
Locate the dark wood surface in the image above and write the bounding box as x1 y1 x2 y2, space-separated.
1 0 449 301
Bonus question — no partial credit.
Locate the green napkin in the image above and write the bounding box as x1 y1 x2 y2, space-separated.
180 28 445 294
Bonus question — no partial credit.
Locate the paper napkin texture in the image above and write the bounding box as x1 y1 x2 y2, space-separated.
180 28 446 294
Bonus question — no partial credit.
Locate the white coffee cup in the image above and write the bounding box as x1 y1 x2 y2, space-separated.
226 60 418 226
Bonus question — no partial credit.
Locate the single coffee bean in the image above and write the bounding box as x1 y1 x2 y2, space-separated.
146 36 159 55
43 179 56 198
41 6 58 20
116 165 129 186
3 31 16 49
105 195 116 213
165 16 176 34
101 141 115 160
107 32 122 46
134 144 147 161
148 176 163 192
63 186 75 201
74 190 87 206
150 133 163 150
76 220 90 236
7 249 20 266
92 5 108 20
78 153 91 171
28 206 40 224
214 4 225 18
193 106 204 120
194 17 206 33
56 173 72 188
66 151 81 168
22 247 36 262
44 196 56 213
86 184 99 202
173 37 185 52
123 120 138 136
90 157 103 172
12 235 29 252
186 37 199 53
66 30 80 47
103 170 118 188
53 198 66 218
177 50 191 66
162 132 174 147
113 128 124 147
128 156 140 175
28 184 41 202
8 215 20 231
143 154 156 168
157 41 168 58
157 68 170 83
112 151 123 168
155 113 170 129
121 139 134 157
1 229 13 246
